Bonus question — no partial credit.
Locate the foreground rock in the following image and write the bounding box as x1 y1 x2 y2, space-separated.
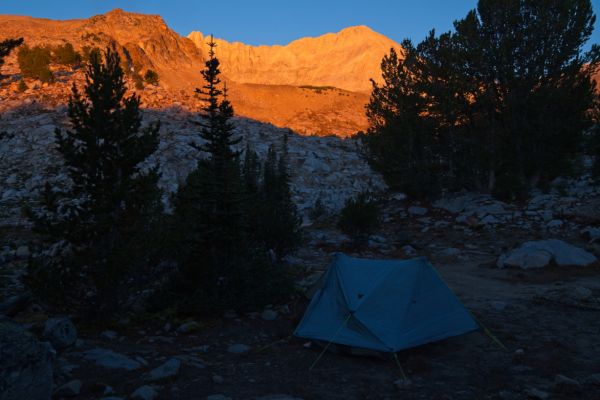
53 379 82 398
131 385 158 400
497 239 597 269
0 319 54 400
83 348 142 371
148 358 180 381
43 317 77 350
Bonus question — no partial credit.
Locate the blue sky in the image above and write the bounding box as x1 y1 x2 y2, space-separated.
1 0 599 50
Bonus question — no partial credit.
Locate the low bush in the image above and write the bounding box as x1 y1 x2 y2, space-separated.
338 192 379 242
144 69 159 85
17 45 53 82
52 43 81 66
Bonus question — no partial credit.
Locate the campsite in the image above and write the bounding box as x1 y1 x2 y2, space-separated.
2 0 600 399
3 188 600 399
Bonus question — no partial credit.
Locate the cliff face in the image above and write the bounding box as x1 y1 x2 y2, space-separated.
188 26 402 93
0 9 203 88
0 9 402 136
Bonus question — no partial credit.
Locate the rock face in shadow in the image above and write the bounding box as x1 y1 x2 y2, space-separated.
0 100 386 227
0 319 54 400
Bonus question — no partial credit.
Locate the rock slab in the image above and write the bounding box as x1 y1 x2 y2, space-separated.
497 239 597 269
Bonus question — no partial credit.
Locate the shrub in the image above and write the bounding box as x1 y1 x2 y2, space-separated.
17 79 27 92
52 42 81 66
308 196 327 222
17 45 53 81
133 73 144 90
338 192 379 242
81 46 101 64
144 69 159 85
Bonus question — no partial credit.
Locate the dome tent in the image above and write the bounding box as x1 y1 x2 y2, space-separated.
295 253 479 353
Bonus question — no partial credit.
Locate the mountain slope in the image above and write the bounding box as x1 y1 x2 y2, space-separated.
188 26 401 93
0 9 401 136
0 9 204 89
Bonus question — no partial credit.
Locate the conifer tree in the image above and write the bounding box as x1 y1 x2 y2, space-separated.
25 45 162 313
172 36 293 315
259 135 302 259
366 0 599 198
0 38 23 80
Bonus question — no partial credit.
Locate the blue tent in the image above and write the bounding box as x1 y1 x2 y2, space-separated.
294 253 478 353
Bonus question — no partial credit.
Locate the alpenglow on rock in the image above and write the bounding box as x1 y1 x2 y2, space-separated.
497 239 597 269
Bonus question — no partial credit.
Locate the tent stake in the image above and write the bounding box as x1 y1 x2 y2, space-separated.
480 321 507 350
309 313 352 371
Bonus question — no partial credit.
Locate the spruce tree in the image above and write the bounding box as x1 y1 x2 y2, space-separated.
25 45 162 314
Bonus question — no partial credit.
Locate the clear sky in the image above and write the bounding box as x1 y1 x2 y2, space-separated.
1 0 599 50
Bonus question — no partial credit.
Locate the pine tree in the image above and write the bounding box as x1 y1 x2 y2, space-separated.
366 0 600 198
189 35 244 258
171 36 293 315
364 45 440 197
259 135 302 259
0 38 23 80
25 45 162 314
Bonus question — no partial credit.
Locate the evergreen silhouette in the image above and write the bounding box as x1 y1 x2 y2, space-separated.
0 37 23 80
259 135 302 259
366 0 599 198
171 36 294 315
25 45 162 314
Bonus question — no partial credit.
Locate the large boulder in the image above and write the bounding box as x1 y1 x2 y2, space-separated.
497 239 597 269
0 319 54 400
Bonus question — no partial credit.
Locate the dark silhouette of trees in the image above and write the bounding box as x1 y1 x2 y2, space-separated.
365 0 599 199
170 36 296 315
25 45 162 314
0 37 23 80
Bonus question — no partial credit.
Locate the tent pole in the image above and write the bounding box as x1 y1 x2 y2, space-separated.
309 313 352 371
393 352 408 380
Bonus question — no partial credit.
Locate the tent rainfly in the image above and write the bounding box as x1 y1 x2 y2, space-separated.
294 253 479 353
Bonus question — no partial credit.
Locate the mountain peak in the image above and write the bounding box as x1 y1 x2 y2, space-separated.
188 25 401 92
338 25 376 35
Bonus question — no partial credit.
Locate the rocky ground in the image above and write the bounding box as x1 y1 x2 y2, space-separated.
2 181 600 399
2 67 600 400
